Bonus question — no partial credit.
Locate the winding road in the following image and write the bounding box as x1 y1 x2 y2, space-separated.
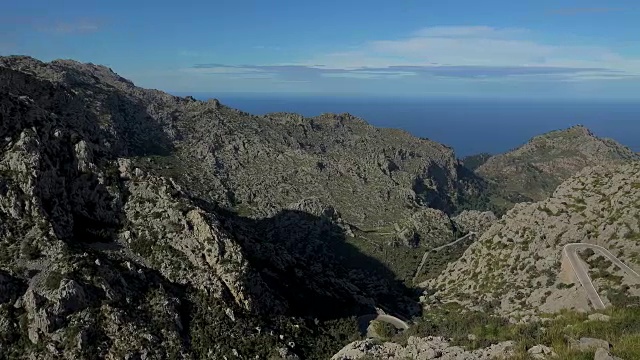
412 232 477 285
357 314 410 337
562 243 640 310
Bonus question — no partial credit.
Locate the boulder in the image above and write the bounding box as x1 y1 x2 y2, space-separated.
528 345 556 359
571 337 610 352
594 347 623 360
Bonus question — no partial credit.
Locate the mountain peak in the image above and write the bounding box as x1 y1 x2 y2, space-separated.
476 125 639 201
537 124 594 140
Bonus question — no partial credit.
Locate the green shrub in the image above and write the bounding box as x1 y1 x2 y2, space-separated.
370 320 398 340
44 271 64 291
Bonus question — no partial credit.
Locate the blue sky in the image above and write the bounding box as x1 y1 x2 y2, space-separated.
2 0 640 98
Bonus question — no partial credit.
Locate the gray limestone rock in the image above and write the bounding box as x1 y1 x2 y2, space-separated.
594 347 624 360
570 337 611 352
528 344 556 359
453 210 498 235
332 336 516 360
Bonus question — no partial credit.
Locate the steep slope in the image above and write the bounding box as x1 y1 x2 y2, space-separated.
476 125 639 202
426 162 640 318
0 55 507 358
179 110 464 225
0 71 299 358
461 152 492 171
0 56 493 287
0 56 478 228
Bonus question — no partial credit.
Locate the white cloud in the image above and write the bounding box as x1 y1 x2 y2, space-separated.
41 20 101 34
253 45 282 50
301 26 640 79
152 25 640 94
322 71 416 79
412 26 529 38
181 67 266 75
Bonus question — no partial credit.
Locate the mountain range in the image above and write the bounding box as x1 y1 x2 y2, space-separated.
1 56 639 359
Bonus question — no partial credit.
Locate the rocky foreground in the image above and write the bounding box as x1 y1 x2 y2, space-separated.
332 334 625 360
332 336 518 360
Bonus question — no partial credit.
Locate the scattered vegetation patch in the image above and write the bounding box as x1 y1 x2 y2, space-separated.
129 234 155 258
44 271 64 291
188 289 362 360
538 205 556 217
370 320 399 341
397 305 640 360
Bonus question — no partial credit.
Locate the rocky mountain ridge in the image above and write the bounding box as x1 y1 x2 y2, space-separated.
476 125 640 202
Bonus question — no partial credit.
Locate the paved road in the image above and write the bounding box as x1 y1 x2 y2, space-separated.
563 243 640 310
413 232 477 285
357 314 410 336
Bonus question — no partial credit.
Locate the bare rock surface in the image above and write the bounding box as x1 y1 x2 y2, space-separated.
594 347 624 360
0 55 470 358
527 344 556 359
452 210 497 235
570 337 611 352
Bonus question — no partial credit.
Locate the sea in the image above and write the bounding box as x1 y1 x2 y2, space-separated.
180 93 640 157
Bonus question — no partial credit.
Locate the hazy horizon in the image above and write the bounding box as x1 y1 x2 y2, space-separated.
4 1 640 99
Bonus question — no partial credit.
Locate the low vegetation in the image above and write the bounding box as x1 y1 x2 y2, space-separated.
395 304 640 359
370 320 399 341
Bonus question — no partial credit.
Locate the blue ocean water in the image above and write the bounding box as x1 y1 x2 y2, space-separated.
186 94 640 157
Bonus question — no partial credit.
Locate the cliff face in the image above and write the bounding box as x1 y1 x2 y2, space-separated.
426 162 640 317
476 125 640 202
0 67 298 358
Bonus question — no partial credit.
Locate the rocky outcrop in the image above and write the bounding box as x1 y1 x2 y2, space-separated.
119 167 284 313
594 347 624 360
393 208 456 248
476 125 639 202
0 75 291 357
452 210 497 235
570 337 611 352
527 344 556 359
331 336 516 359
0 56 481 235
0 55 493 300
